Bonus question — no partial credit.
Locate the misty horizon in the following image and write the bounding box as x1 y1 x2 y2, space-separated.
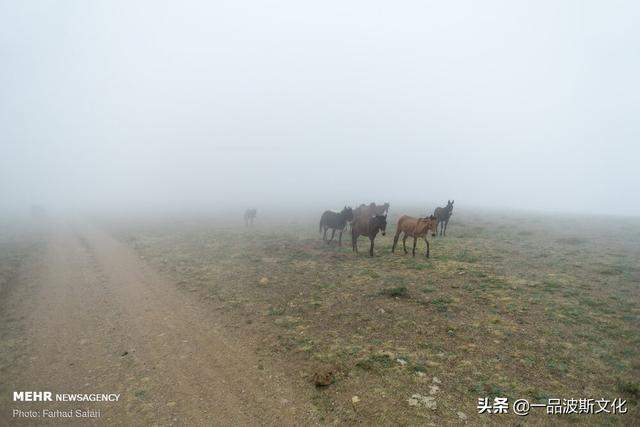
2 1 639 217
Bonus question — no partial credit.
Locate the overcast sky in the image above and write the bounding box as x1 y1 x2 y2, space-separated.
1 1 639 216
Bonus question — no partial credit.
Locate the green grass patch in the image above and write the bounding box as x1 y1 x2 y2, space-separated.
356 353 394 371
380 286 408 298
430 297 452 312
268 306 285 316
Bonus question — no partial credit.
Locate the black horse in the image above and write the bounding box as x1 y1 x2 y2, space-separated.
351 214 387 256
319 206 354 246
433 200 454 236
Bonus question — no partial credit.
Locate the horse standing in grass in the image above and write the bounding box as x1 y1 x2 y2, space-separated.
392 215 438 257
351 214 387 256
244 208 257 226
319 206 354 246
433 200 454 236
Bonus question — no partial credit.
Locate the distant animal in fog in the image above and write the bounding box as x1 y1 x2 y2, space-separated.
351 214 387 256
354 202 390 220
392 215 438 257
354 203 372 220
244 208 257 226
433 200 454 236
319 206 354 246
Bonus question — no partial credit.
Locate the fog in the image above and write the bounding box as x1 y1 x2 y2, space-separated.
2 1 639 217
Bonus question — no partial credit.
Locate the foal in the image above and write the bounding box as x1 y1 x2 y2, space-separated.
351 215 387 257
392 215 438 257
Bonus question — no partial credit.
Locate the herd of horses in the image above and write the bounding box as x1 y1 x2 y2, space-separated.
319 201 454 257
244 200 455 258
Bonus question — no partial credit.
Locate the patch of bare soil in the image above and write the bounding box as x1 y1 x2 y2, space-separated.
0 223 318 425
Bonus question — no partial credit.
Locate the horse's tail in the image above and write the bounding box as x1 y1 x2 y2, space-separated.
319 216 324 233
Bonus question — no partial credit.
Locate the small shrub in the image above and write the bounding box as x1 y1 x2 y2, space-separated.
617 379 640 398
380 286 408 298
412 364 426 373
431 297 452 312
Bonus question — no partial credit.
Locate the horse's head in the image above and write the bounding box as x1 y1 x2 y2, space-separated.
419 215 438 237
373 214 387 236
428 215 438 236
342 206 354 221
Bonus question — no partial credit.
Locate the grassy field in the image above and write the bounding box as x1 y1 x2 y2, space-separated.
111 208 640 425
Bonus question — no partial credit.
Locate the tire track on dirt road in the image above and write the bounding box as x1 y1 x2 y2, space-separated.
2 223 314 426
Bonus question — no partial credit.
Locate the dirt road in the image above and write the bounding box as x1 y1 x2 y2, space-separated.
0 223 314 426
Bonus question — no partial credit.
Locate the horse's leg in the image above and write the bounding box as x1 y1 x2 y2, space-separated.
424 236 430 258
322 227 327 241
329 228 335 243
443 219 448 236
352 231 358 253
369 236 375 257
412 236 417 257
392 231 400 253
402 233 408 254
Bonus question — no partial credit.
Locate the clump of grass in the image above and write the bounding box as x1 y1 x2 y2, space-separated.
380 286 408 298
431 297 452 312
546 359 569 374
268 306 285 316
616 379 640 399
356 354 393 371
412 363 426 373
542 280 560 292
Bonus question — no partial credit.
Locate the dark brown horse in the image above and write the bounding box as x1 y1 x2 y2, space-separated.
319 206 354 246
433 200 454 236
392 215 438 257
351 214 387 256
244 208 257 226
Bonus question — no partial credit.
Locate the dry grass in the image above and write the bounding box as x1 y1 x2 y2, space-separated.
113 209 640 425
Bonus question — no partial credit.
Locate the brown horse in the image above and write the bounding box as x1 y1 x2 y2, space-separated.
392 215 438 257
351 214 387 256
